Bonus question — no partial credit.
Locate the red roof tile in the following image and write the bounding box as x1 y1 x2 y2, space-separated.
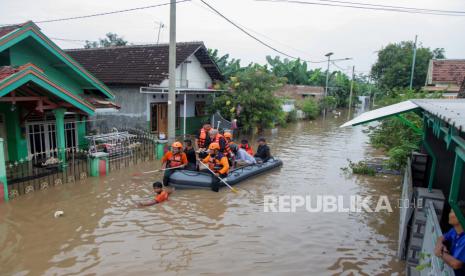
0 66 20 81
0 23 26 38
431 59 465 85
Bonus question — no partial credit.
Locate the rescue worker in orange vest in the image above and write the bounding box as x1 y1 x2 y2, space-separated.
161 142 188 186
209 129 232 158
239 139 254 156
195 122 212 158
202 142 229 192
223 131 235 166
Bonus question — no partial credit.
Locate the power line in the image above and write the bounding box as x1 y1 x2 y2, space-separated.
313 0 465 14
199 0 350 64
255 0 465 17
5 0 190 24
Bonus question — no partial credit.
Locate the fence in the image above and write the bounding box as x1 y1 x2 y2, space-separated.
6 129 157 199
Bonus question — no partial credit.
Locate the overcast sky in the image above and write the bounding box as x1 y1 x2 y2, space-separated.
1 0 464 74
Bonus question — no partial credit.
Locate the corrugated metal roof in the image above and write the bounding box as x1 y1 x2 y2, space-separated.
340 100 419 127
412 99 465 132
341 99 465 132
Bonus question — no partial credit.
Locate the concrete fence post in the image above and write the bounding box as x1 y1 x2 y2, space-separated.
0 138 8 202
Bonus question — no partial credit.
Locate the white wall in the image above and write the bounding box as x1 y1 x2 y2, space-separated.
145 93 212 120
159 54 213 89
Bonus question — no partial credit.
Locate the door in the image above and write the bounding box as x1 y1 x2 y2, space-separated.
150 102 179 134
158 103 168 134
0 114 8 161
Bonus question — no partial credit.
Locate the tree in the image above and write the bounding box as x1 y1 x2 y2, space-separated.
370 41 445 90
266 56 309 85
209 66 286 132
208 49 243 78
84 33 128 48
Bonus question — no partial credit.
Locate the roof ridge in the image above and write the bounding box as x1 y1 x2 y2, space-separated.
65 41 205 51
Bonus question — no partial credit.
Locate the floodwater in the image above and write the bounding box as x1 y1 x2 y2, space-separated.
0 111 405 275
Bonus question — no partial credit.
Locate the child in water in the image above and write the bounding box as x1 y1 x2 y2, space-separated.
137 182 174 207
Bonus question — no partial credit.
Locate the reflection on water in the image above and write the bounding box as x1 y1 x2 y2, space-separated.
0 112 405 275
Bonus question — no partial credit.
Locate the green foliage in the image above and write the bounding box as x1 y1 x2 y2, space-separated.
84 33 128 48
208 49 244 78
368 89 442 170
300 98 320 119
209 66 286 133
341 159 376 176
370 41 445 90
286 109 298 123
319 96 337 111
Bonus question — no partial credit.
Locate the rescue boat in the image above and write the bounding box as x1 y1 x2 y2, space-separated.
168 157 283 189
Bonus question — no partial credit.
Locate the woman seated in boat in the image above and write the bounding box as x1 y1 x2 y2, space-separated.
201 142 229 192
183 139 197 171
230 143 256 167
254 137 271 163
239 139 254 156
161 142 188 186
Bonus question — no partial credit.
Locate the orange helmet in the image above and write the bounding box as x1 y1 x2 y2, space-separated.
224 132 233 139
172 142 183 149
208 143 220 150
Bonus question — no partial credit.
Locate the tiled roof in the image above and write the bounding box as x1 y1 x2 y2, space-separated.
274 84 324 98
0 24 22 38
430 59 465 85
0 66 20 81
66 42 223 85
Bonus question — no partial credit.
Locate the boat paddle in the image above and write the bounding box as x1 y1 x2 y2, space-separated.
198 161 238 193
132 165 184 177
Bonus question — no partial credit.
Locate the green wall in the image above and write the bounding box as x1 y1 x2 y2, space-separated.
8 38 85 96
0 104 28 161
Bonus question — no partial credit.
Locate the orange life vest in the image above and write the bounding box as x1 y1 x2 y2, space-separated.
213 134 231 156
240 144 254 156
169 153 183 168
155 191 169 203
207 153 225 173
198 128 208 148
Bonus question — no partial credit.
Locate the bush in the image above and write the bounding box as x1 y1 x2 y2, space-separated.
286 109 298 122
300 98 320 119
341 159 376 176
319 96 337 111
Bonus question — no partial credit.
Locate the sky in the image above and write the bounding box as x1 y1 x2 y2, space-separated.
1 0 464 75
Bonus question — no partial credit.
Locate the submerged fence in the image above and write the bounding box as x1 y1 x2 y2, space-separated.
6 129 157 199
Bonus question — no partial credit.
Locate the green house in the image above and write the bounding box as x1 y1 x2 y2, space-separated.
0 21 115 163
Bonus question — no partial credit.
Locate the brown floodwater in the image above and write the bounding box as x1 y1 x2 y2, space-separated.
0 112 405 275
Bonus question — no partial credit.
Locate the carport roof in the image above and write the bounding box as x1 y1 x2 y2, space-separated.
341 99 465 132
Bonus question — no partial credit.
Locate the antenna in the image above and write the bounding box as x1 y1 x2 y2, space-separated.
156 21 165 44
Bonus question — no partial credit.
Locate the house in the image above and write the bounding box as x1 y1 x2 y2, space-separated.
342 99 465 275
274 84 324 112
66 42 224 136
0 21 115 164
424 59 465 98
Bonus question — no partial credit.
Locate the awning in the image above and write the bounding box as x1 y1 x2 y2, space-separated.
83 96 120 109
340 100 420 127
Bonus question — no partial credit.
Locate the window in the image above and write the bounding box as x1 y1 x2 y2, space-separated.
150 103 158 132
195 101 206 116
176 103 181 129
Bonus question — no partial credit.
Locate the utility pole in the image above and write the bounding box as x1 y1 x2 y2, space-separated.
348 65 355 119
167 0 176 142
409 35 418 90
324 52 333 116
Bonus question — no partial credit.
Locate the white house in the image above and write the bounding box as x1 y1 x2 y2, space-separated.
67 42 224 136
